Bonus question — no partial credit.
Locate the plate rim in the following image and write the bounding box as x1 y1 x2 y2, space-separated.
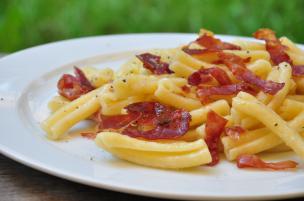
1 33 304 200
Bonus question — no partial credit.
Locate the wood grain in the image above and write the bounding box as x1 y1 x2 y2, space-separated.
0 154 165 201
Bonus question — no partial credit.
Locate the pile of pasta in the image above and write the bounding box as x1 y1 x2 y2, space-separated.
42 28 304 170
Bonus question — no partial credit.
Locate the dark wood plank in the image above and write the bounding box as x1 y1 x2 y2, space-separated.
0 154 169 201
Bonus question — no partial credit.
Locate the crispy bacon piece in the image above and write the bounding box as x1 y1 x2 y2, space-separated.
237 154 298 170
254 28 304 76
97 113 141 130
196 34 241 50
81 132 97 139
188 67 232 86
196 83 257 104
182 46 218 55
253 28 293 65
181 85 191 93
218 52 285 95
136 53 173 75
292 65 304 77
205 110 228 166
95 102 191 140
224 126 245 140
57 67 95 101
188 71 213 86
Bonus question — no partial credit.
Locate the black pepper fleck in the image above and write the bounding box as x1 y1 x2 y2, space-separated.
246 50 250 54
274 123 278 127
122 79 126 83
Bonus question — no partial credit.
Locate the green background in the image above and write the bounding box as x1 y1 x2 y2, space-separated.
1 0 303 52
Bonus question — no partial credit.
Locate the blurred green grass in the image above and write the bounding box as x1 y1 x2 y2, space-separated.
0 0 304 52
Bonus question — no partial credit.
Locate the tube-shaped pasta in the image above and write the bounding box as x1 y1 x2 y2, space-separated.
42 88 101 140
176 50 212 69
48 96 70 113
287 95 304 102
280 37 304 54
95 132 212 169
267 63 292 110
190 100 230 126
112 74 159 99
232 92 304 159
82 67 113 88
240 63 292 129
246 59 272 79
224 50 270 62
222 109 304 160
232 40 265 51
170 61 196 78
279 99 304 120
176 129 202 142
154 78 201 111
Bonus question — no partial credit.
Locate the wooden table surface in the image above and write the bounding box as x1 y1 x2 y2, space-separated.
0 54 303 201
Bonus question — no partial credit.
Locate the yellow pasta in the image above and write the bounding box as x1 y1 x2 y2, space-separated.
232 39 265 50
154 78 201 111
42 88 101 140
96 132 212 169
82 67 114 88
42 28 304 170
222 110 304 160
224 50 270 62
233 92 304 159
48 96 70 113
190 100 230 126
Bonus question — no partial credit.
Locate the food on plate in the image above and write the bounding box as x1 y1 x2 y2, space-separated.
42 28 304 170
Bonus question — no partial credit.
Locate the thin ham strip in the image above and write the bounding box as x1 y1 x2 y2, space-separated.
237 154 298 170
196 34 241 50
254 28 304 76
188 67 232 86
196 83 256 104
57 67 95 101
136 53 173 75
95 102 191 140
205 110 228 166
218 52 284 95
224 126 245 140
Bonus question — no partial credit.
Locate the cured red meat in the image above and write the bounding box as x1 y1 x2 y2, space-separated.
188 70 213 86
57 67 94 100
237 154 298 170
205 110 228 166
181 85 191 93
254 28 293 65
218 52 284 95
196 34 241 50
196 83 256 104
182 47 218 55
188 67 232 86
136 53 173 75
292 65 304 77
81 132 97 139
95 102 191 140
254 28 304 76
224 126 245 140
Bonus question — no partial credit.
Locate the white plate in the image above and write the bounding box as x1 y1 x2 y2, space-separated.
0 33 304 200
